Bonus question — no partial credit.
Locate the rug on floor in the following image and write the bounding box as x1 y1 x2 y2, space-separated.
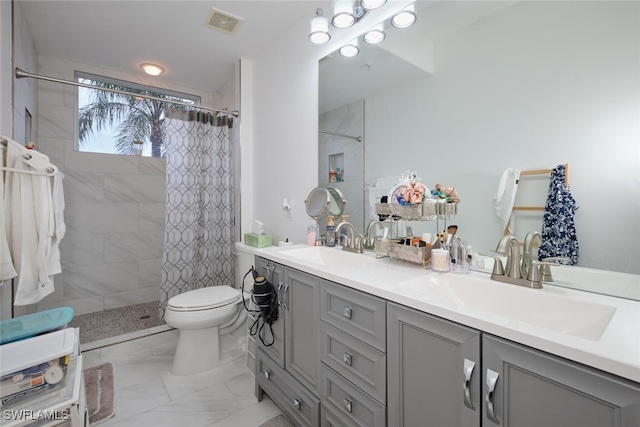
84 362 116 425
259 414 295 427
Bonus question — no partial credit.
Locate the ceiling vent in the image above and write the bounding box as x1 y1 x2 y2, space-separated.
206 7 244 35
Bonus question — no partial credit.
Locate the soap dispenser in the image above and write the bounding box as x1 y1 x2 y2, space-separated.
326 215 336 247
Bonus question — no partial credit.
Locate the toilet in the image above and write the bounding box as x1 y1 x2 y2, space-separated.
164 248 253 376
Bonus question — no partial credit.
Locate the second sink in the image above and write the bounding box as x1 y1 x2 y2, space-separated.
278 246 379 269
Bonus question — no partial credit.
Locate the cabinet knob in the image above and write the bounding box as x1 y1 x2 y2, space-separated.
486 369 500 424
343 352 353 366
343 398 353 413
263 370 271 380
293 398 301 411
343 306 353 319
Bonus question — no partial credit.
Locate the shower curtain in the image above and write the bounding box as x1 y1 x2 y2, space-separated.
160 108 235 319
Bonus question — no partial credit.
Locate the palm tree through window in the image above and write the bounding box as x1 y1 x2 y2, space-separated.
76 72 200 158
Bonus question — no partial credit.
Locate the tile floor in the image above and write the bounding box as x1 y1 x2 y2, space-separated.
70 301 162 344
83 329 282 427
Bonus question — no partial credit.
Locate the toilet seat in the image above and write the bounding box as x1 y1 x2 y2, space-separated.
168 286 241 312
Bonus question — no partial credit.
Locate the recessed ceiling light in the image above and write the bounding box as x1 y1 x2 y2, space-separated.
141 63 164 76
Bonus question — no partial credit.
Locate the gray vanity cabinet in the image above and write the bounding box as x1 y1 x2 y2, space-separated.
254 257 286 368
319 281 387 427
387 302 482 427
255 258 322 427
284 268 322 396
482 335 640 427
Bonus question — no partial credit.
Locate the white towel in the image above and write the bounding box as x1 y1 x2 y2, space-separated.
4 138 57 305
493 168 521 234
0 144 17 281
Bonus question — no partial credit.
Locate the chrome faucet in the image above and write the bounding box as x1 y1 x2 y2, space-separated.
363 220 385 250
495 234 522 279
480 233 564 289
336 221 363 254
521 231 542 279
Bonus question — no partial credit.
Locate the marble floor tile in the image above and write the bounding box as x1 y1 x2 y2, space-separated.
161 357 249 401
206 397 281 427
87 330 283 427
224 372 259 408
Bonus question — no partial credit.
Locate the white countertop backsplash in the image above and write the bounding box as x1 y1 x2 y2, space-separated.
237 242 640 383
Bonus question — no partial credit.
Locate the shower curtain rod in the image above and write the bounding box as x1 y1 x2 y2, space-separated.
319 129 363 142
15 67 239 118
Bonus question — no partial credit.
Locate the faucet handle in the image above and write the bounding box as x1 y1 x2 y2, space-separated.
528 261 563 282
540 257 571 281
479 253 505 276
356 234 365 253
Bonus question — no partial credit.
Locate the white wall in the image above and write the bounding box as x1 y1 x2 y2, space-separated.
364 1 640 272
244 1 411 245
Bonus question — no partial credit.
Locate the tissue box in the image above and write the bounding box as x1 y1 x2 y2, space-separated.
244 233 272 248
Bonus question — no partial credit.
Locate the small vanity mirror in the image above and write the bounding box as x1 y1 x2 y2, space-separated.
305 186 347 220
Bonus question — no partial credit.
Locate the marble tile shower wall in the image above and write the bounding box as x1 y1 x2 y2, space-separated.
31 56 171 316
319 100 365 233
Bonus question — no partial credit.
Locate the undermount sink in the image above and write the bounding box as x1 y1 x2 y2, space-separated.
400 274 616 340
278 246 379 269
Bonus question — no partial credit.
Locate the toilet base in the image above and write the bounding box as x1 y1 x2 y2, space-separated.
172 326 221 376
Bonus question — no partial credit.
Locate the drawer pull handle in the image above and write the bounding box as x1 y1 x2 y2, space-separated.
486 369 500 424
463 358 476 410
293 398 301 411
343 306 353 319
343 398 353 413
343 352 353 366
263 370 271 380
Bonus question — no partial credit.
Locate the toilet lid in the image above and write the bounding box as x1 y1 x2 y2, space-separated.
168 286 241 311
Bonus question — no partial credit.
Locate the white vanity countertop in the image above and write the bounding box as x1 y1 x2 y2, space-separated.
237 243 640 383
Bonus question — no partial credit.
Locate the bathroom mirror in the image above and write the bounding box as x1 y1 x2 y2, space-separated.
305 186 346 220
319 0 640 280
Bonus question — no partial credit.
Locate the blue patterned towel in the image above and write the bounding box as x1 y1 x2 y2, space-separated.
538 165 579 264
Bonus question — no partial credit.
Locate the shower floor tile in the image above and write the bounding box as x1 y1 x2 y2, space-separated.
70 300 163 344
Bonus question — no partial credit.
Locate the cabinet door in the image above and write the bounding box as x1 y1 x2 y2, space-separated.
482 335 640 427
387 302 481 427
254 257 286 368
285 268 322 396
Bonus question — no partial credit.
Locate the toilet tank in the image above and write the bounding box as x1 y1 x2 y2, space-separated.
235 245 255 290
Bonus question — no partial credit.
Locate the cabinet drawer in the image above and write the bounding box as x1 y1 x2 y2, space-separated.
320 281 386 352
320 365 386 427
320 322 386 404
321 403 350 427
257 349 320 427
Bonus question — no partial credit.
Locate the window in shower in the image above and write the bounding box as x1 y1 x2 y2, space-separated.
75 71 200 158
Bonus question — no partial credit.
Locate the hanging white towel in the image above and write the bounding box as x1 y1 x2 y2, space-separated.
493 168 521 234
4 137 62 305
0 144 17 281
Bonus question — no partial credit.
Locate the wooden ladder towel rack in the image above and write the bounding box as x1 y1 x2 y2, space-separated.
504 163 569 235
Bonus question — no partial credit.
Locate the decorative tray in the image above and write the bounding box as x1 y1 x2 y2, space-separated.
374 239 432 267
375 201 457 220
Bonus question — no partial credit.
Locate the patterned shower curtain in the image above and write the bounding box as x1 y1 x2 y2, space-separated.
160 108 235 319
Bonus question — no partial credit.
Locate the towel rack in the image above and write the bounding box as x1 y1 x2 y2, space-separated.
0 137 58 176
504 163 569 235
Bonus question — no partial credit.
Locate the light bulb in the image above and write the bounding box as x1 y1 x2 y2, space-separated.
309 11 331 44
339 39 359 57
332 0 355 29
391 4 416 29
361 0 386 10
